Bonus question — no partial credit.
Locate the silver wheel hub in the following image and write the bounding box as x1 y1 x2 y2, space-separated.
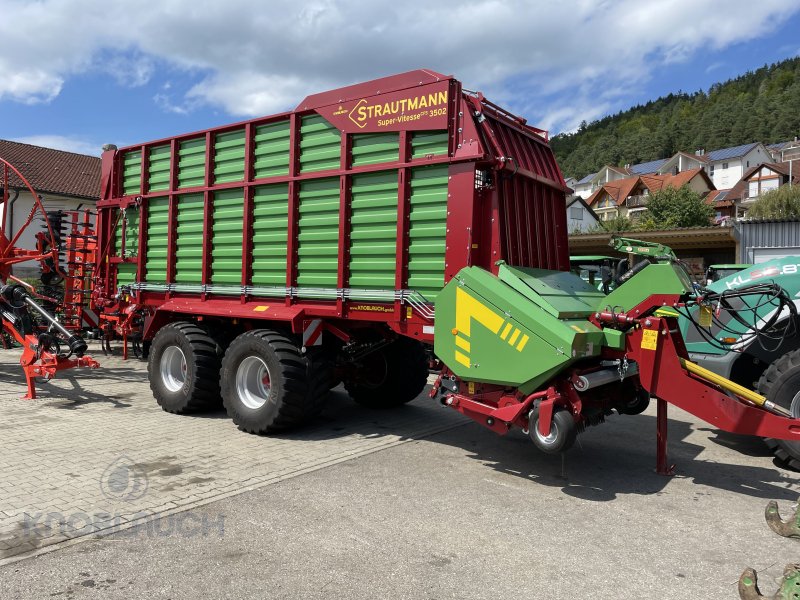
791 390 800 418
535 420 559 445
236 356 272 410
160 346 187 392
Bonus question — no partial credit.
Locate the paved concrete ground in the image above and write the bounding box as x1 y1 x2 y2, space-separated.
0 344 466 562
0 344 798 598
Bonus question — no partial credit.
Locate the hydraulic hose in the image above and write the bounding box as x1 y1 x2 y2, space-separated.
1 284 87 356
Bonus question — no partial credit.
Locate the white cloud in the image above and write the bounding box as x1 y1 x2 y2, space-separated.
12 135 102 156
0 0 798 132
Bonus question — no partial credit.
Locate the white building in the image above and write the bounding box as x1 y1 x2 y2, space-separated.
565 196 599 232
700 143 771 189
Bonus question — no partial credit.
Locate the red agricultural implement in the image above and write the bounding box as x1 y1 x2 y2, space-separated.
0 159 98 398
3 69 799 472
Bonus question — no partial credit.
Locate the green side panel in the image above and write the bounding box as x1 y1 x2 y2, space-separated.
177 137 207 189
116 263 137 287
113 208 140 258
411 130 448 159
211 188 244 285
407 164 448 301
122 150 142 196
499 265 606 319
434 266 603 393
349 171 398 290
148 145 171 192
601 263 690 313
254 121 291 179
299 114 340 174
145 197 170 282
214 130 245 184
175 193 205 284
252 183 289 286
297 178 340 288
351 133 399 167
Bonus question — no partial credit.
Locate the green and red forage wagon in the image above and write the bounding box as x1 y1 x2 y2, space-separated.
77 69 799 471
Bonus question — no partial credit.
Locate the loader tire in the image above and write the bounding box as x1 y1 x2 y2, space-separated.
221 330 309 434
344 337 428 409
148 322 222 414
757 348 800 471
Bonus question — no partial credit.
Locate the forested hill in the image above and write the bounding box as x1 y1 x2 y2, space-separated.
550 57 800 180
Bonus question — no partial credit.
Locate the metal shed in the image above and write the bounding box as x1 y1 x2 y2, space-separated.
737 218 800 263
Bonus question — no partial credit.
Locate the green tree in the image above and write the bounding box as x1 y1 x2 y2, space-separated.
747 185 800 219
600 215 634 232
643 185 713 228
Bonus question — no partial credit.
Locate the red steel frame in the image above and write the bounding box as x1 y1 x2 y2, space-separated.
93 70 570 343
0 158 99 398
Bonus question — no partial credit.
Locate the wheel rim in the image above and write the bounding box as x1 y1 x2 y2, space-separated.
236 356 272 410
791 390 800 418
534 420 559 446
160 346 187 392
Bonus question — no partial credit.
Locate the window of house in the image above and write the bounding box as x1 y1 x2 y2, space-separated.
710 165 715 176
761 178 779 193
722 162 729 169
748 181 758 198
569 207 583 220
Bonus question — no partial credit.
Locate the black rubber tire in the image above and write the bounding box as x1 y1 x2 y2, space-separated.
148 322 222 414
220 330 309 434
757 348 800 471
305 347 335 418
528 407 577 454
344 337 428 409
619 386 651 416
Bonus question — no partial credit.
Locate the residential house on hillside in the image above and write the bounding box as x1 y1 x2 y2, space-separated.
730 162 800 217
586 168 715 222
704 190 736 225
0 140 100 257
565 196 599 232
768 138 800 163
572 173 596 199
571 142 771 200
696 142 771 190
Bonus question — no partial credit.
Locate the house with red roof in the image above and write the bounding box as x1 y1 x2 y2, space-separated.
586 168 715 222
0 140 100 259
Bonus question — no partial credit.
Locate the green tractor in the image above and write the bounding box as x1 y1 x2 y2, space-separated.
580 238 800 469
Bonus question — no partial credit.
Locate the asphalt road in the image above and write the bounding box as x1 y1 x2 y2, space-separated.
1 392 798 600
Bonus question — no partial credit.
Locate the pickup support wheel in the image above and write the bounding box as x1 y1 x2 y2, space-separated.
148 322 222 413
220 330 310 434
528 407 577 454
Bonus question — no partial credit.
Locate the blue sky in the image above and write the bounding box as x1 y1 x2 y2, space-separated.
2 1 799 156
